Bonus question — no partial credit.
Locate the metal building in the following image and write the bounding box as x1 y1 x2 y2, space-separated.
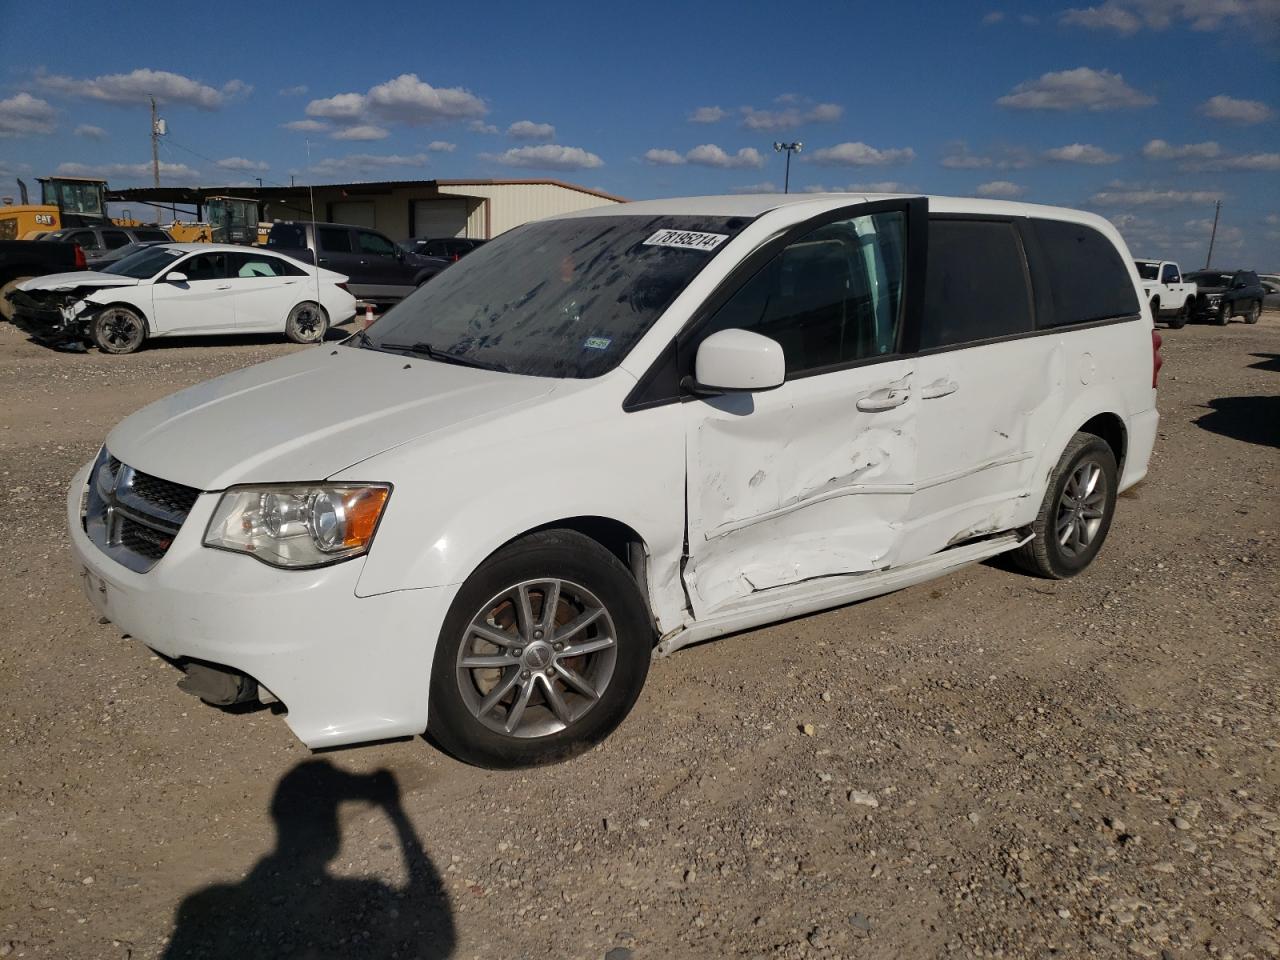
108 178 626 242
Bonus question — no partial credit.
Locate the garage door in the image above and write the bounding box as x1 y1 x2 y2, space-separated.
328 201 376 228
412 199 469 239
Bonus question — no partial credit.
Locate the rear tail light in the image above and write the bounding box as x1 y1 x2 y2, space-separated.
73 244 86 268
336 282 350 293
1151 330 1163 388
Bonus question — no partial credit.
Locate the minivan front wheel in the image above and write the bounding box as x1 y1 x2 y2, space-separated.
1013 432 1118 579
428 530 652 768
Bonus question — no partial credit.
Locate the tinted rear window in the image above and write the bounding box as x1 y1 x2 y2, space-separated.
1033 219 1138 327
267 224 307 249
919 219 1033 350
134 229 170 242
318 227 352 253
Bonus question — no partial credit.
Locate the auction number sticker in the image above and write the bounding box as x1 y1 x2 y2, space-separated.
642 229 728 252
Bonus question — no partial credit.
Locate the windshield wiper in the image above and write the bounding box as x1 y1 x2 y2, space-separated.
378 340 509 372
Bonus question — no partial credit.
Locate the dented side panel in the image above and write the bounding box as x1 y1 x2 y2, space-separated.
682 358 918 616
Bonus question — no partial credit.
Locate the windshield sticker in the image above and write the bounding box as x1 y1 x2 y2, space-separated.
584 336 612 350
642 229 729 252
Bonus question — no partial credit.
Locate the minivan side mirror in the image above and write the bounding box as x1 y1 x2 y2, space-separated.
165 271 188 283
686 328 786 395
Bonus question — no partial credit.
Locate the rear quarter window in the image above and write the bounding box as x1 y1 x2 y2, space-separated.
1032 219 1139 327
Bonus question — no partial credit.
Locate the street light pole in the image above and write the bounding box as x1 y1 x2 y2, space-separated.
773 141 803 193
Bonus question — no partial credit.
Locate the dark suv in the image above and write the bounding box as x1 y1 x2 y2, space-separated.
266 221 448 304
400 237 487 261
1184 269 1265 325
46 225 174 263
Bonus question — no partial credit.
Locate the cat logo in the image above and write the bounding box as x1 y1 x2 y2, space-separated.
34 213 55 225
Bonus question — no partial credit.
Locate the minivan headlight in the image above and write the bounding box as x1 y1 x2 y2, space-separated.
203 484 391 568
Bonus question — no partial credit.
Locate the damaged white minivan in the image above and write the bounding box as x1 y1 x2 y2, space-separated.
68 194 1160 767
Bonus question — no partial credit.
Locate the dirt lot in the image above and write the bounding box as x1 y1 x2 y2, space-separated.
0 314 1277 960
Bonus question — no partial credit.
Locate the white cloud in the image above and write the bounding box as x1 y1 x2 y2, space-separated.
306 74 487 130
1142 138 1222 159
1185 217 1243 244
279 84 308 97
468 120 499 134
38 68 244 110
1198 94 1274 124
686 144 765 169
1059 4 1143 33
741 101 843 131
0 93 56 137
1060 0 1280 34
1088 182 1225 206
810 141 916 166
997 67 1155 111
982 10 1006 23
643 148 687 166
1206 152 1280 171
215 156 268 172
507 120 556 141
1043 142 1121 164
482 144 604 170
310 153 430 178
55 160 199 183
73 123 107 140
427 140 456 152
689 105 727 123
332 124 390 141
283 119 328 133
975 180 1026 198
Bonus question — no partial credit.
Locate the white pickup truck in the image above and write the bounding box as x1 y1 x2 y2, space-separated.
1135 259 1197 328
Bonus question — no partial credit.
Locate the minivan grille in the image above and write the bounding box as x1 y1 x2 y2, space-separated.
84 450 202 573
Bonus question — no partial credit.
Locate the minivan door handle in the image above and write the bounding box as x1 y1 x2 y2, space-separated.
922 378 959 400
856 388 910 412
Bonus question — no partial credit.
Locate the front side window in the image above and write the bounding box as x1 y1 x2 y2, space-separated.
317 227 352 253
179 252 227 282
1033 219 1139 327
363 214 751 379
1160 263 1180 284
699 212 906 375
919 219 1033 349
357 230 396 256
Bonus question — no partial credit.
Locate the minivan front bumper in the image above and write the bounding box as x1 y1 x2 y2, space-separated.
66 461 454 749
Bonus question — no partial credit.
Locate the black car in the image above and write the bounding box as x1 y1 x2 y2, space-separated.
1184 269 1265 325
266 221 448 305
399 236 487 261
45 225 173 262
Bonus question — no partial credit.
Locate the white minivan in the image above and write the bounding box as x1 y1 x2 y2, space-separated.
67 194 1161 767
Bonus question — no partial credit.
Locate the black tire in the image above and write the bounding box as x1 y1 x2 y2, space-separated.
285 301 329 343
1149 296 1160 319
1012 432 1119 580
1216 301 1231 325
1244 300 1260 324
0 275 33 323
428 530 653 768
1167 301 1189 329
91 305 147 354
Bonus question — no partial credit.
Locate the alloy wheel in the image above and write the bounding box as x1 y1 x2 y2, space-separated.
1056 460 1107 557
455 578 618 739
100 309 142 350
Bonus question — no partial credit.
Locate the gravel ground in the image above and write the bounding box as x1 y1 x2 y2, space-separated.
0 314 1277 960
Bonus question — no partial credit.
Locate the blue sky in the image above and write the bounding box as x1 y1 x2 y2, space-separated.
2 0 1277 266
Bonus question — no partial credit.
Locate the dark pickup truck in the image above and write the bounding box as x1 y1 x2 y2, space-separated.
0 239 86 322
266 221 448 306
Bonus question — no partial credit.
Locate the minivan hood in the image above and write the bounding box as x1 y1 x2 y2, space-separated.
105 346 558 490
21 271 140 292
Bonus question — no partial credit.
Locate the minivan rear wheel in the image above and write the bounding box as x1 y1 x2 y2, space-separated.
1012 432 1118 579
428 530 652 768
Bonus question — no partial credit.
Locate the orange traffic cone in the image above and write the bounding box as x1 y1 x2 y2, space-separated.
364 303 374 328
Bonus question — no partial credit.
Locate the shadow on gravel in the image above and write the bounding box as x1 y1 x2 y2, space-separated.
1194 395 1280 449
163 760 454 959
1249 352 1280 372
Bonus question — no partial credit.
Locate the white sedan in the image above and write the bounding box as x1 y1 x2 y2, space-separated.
9 243 355 353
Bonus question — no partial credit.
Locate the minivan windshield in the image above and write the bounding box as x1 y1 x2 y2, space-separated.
100 246 184 279
1134 261 1159 281
360 214 751 378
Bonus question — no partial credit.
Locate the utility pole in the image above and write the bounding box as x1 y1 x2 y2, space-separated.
1204 199 1221 269
150 96 162 223
773 141 803 193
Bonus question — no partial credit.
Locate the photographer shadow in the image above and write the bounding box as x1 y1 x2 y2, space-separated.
164 760 455 959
